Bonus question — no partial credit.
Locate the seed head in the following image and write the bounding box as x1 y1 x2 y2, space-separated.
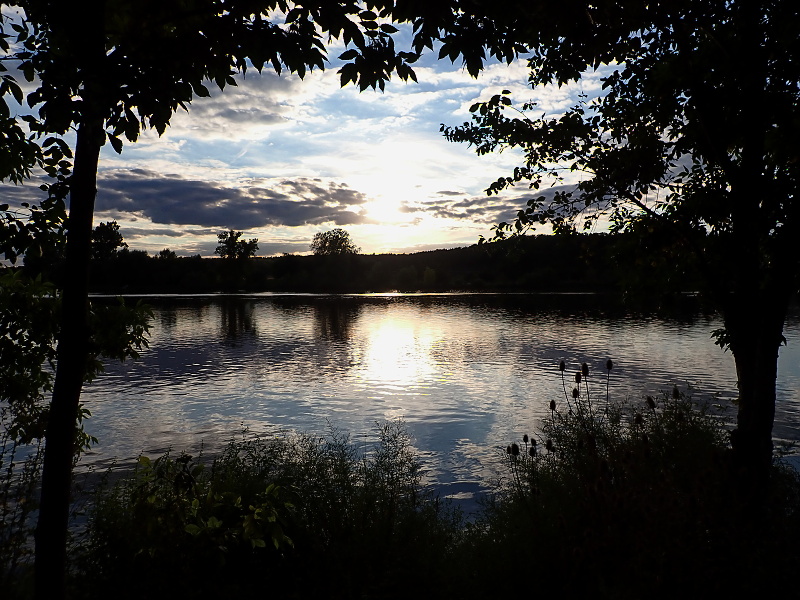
646 396 656 410
545 439 554 452
606 359 613 371
529 446 536 457
634 413 644 425
672 385 680 399
511 442 520 457
572 388 579 399
506 445 512 455
550 399 556 411
581 363 589 377
523 434 529 444
559 360 566 372
575 372 582 384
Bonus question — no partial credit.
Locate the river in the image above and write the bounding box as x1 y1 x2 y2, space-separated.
78 293 800 506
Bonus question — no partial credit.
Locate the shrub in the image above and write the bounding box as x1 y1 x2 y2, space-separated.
451 361 800 599
72 421 462 599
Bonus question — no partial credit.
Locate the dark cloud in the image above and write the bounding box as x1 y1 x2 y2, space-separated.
95 169 370 229
401 185 579 224
0 181 48 205
122 227 188 238
177 70 297 128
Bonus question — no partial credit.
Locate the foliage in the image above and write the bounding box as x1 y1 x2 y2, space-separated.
5 1 427 153
439 0 800 469
73 421 461 599
0 272 151 450
90 221 127 261
451 363 800 598
214 229 258 260
442 2 799 241
157 248 176 260
0 270 58 444
0 196 67 268
310 228 360 256
0 428 42 598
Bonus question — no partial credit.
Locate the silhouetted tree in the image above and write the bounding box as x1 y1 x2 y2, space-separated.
439 0 800 479
215 230 259 260
158 248 177 260
310 228 360 255
90 221 127 260
3 4 421 597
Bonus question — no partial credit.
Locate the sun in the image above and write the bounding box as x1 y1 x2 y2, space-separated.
363 195 408 225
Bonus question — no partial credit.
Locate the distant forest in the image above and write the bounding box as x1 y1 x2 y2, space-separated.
44 233 701 298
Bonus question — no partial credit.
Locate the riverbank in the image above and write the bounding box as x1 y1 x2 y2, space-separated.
4 398 800 600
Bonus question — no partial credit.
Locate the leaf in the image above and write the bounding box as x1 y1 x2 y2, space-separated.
108 134 123 154
338 49 359 61
9 80 23 105
192 83 210 98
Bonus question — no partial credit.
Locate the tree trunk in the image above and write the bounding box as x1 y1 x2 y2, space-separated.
34 114 104 600
726 290 788 486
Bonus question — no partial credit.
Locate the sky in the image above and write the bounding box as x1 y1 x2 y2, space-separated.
2 21 606 258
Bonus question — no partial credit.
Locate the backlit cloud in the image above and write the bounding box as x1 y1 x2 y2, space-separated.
96 169 371 229
1 37 608 255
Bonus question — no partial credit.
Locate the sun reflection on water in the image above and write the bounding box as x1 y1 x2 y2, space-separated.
80 295 800 513
355 315 439 390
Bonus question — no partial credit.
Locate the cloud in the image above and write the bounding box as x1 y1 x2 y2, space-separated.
96 168 372 229
121 227 188 238
399 184 579 225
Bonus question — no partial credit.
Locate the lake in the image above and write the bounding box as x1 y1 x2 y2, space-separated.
79 293 800 506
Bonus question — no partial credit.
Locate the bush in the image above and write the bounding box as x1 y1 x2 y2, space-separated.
72 421 462 599
450 362 800 599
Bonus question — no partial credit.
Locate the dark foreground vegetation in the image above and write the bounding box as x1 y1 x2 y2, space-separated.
3 382 798 600
35 233 699 295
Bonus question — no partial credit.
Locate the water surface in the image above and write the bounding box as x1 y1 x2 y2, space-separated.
80 294 800 505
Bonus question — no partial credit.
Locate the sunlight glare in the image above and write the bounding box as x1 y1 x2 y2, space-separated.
363 196 408 224
356 316 439 389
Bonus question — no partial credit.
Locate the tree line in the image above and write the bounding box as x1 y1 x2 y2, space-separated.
76 231 700 297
